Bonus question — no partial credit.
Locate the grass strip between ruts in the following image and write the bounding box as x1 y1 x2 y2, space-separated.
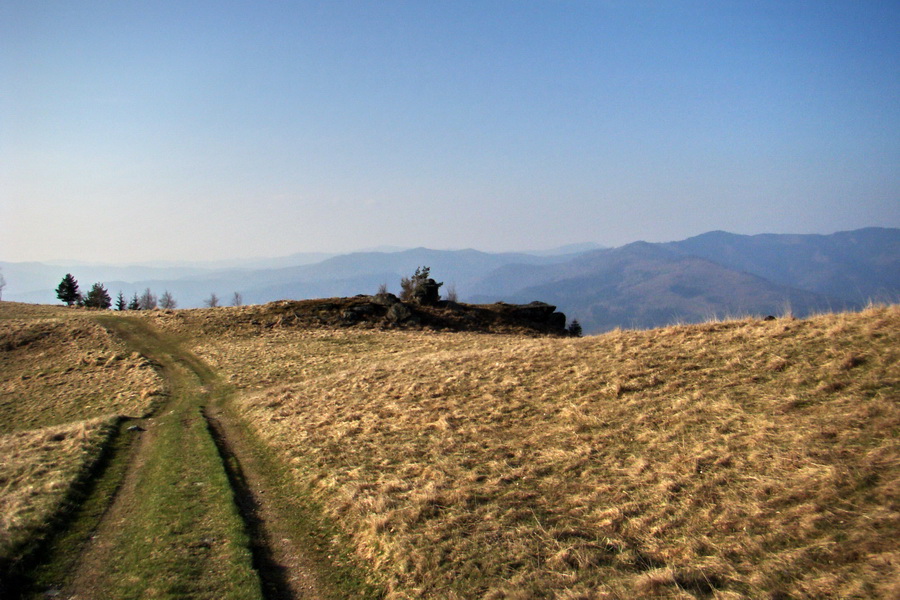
21 316 265 600
83 317 263 599
87 378 262 600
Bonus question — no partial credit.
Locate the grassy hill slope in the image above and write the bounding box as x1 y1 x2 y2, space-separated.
0 303 164 575
175 304 899 599
2 301 897 598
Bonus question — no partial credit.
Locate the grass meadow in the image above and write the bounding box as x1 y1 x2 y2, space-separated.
2 301 897 598
0 303 163 571
156 304 900 599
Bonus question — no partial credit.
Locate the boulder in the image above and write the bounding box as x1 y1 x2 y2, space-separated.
509 301 559 322
341 303 380 324
386 303 414 324
371 292 400 306
412 278 443 306
548 312 567 331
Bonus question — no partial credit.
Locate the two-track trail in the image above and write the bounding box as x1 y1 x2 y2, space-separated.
19 316 339 600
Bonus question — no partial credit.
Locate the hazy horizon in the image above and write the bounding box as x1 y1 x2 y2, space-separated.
3 2 898 264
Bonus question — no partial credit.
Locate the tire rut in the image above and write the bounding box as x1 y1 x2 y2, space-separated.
55 316 333 599
61 413 160 599
110 316 331 598
204 406 327 599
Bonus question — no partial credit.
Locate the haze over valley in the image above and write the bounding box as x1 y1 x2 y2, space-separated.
2 227 898 334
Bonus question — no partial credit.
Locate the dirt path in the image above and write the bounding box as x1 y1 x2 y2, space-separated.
48 317 335 599
204 405 329 599
62 410 160 599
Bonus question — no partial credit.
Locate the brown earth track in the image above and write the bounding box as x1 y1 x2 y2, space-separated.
60 415 158 599
204 404 328 599
49 316 333 599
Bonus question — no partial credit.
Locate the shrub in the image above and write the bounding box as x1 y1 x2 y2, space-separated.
159 291 177 309
567 319 583 337
139 288 157 310
446 283 458 303
400 266 443 305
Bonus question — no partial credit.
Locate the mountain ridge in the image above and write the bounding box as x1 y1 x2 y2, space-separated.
3 228 897 333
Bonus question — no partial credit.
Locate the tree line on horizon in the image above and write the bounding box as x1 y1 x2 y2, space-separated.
54 274 241 310
51 270 582 335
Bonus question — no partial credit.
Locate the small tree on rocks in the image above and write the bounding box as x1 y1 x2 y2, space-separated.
400 266 442 305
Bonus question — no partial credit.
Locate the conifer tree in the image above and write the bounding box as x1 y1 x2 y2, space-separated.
56 274 81 306
84 282 112 309
115 291 127 311
567 319 583 338
128 293 141 310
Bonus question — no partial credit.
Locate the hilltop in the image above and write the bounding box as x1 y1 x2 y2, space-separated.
145 295 571 336
1 301 898 598
206 304 900 598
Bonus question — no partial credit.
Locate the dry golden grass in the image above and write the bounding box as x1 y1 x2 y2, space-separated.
0 303 165 566
0 305 162 433
185 305 900 599
0 417 116 560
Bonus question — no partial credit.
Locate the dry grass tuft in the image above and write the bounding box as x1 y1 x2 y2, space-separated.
0 311 161 433
188 305 900 599
0 303 166 566
0 417 116 560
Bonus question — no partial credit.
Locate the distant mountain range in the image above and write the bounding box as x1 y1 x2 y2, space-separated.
2 229 897 333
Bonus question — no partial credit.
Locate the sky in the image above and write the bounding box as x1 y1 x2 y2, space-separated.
2 1 898 264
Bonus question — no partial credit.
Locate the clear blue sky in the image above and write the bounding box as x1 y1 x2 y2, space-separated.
2 1 898 263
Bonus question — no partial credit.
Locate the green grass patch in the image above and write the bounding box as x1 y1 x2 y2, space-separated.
90 387 261 599
78 317 263 599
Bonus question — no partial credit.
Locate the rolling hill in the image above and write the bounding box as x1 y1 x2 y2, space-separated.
467 227 900 332
468 241 834 332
